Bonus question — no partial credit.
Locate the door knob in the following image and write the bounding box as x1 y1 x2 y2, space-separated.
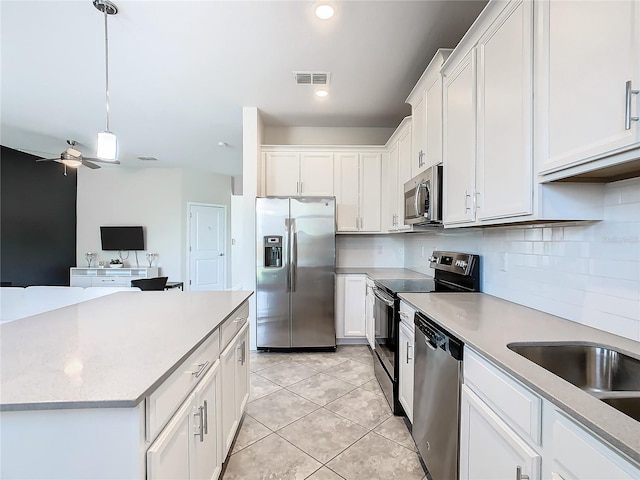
219 253 225 256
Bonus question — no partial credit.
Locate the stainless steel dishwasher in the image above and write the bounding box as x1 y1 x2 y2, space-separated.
413 310 464 480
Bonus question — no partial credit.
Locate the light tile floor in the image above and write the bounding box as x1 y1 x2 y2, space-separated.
221 346 426 480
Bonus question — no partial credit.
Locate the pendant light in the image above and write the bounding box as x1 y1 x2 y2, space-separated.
94 0 118 161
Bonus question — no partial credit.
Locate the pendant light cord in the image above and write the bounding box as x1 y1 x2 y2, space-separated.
104 9 110 131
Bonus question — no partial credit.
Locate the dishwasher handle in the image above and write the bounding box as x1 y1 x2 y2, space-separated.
372 287 395 307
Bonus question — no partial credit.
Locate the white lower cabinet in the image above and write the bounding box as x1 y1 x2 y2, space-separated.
365 278 375 349
398 317 414 423
335 274 366 340
462 347 640 480
147 361 222 480
548 408 640 480
221 322 250 458
460 385 541 480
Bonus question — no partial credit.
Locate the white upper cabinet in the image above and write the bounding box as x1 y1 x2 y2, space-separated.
476 0 533 221
334 152 382 233
442 0 603 228
384 118 412 231
407 49 452 177
443 50 477 226
535 0 640 180
263 151 334 197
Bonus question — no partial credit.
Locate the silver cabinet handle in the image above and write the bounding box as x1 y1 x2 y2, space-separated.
406 341 414 363
464 190 472 212
202 400 208 435
300 181 303 194
242 340 246 365
219 252 225 256
194 406 204 442
399 311 409 320
192 361 209 378
516 466 529 480
475 191 480 211
625 80 639 130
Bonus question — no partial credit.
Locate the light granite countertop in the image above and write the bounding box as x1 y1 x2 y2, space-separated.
0 290 253 411
335 267 430 280
399 292 640 465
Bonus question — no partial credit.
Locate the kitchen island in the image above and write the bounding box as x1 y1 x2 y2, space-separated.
0 290 253 479
400 292 640 474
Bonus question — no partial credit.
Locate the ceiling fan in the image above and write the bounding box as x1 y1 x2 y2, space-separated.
36 140 121 170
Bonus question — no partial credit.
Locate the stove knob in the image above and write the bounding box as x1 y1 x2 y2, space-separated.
456 260 468 269
428 256 438 263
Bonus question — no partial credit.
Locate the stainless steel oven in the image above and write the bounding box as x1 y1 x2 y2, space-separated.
371 252 480 419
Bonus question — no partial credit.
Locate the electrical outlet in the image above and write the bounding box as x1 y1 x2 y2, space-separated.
421 246 425 258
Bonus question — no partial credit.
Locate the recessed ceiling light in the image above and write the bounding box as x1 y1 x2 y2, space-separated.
314 88 329 98
314 3 335 20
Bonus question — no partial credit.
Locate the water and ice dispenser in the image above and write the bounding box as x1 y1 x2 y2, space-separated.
263 236 282 267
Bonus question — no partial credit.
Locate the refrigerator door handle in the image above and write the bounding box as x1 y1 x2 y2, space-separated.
291 219 298 292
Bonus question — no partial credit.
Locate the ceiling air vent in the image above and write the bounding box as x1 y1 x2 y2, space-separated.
293 71 331 85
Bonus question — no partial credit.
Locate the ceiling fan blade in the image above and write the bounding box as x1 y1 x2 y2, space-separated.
83 157 121 165
81 159 101 169
36 158 59 162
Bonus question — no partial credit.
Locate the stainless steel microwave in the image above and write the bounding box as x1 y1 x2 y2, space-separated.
403 164 443 225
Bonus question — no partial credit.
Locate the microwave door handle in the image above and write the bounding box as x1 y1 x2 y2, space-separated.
416 183 428 216
414 184 421 216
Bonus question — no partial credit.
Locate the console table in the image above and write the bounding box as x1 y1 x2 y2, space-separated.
70 267 159 287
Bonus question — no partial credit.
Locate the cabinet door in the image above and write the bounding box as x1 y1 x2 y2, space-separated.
220 339 237 458
411 94 427 177
537 0 640 174
398 321 414 423
424 74 444 170
387 143 400 231
234 324 250 422
397 126 412 230
343 275 366 337
264 152 300 196
443 50 477 225
359 153 382 232
460 385 541 480
191 361 222 480
147 394 193 480
334 153 360 232
476 0 533 221
551 410 640 480
300 152 334 196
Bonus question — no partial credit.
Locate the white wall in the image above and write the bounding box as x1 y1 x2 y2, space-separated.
336 234 405 268
77 167 232 284
404 178 640 342
263 126 394 146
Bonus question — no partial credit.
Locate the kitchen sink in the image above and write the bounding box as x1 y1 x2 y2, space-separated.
507 342 640 422
507 342 640 393
600 396 640 422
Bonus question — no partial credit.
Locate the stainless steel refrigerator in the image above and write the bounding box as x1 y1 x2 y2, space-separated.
256 197 336 350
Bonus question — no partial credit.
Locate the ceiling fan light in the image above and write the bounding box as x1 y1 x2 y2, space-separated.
62 158 82 168
97 131 118 161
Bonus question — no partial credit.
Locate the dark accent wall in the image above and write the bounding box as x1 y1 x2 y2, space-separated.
1 146 77 286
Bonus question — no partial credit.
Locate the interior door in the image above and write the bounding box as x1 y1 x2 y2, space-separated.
189 204 226 291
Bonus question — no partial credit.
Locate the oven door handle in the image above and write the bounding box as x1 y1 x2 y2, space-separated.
373 288 395 307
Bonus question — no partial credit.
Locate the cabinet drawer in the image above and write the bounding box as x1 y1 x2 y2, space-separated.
220 302 249 350
552 410 640 479
91 277 131 287
464 349 541 445
399 300 416 329
147 329 220 441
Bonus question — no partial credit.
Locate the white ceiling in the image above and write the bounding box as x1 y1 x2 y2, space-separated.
1 0 487 177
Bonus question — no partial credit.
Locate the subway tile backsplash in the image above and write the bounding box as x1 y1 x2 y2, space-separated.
404 178 640 342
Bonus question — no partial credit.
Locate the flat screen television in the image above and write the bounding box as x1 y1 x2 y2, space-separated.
100 226 145 251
